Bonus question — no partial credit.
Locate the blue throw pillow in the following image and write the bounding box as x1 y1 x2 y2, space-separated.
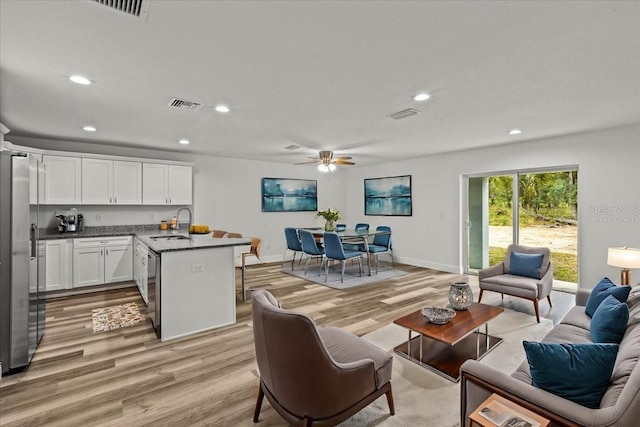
591 295 629 343
509 252 544 279
585 277 631 318
523 341 618 408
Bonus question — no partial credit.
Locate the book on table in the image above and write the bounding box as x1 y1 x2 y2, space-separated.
478 399 540 427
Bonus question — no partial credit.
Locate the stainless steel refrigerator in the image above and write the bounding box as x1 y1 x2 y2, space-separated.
0 150 45 375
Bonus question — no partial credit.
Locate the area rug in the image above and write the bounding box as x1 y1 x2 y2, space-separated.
338 308 554 427
92 302 143 333
281 263 407 289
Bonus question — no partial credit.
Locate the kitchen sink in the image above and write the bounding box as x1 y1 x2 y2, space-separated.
150 235 191 241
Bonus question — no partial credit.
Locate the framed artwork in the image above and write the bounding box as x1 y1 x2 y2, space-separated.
261 178 318 212
364 175 412 216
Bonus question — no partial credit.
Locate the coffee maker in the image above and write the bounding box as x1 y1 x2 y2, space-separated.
55 209 83 233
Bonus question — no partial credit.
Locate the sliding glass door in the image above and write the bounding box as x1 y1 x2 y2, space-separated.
465 168 578 285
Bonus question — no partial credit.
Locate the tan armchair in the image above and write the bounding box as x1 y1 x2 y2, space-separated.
478 244 553 323
251 290 395 426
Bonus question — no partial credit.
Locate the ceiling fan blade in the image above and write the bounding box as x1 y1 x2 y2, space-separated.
333 160 356 165
295 161 321 165
333 156 352 160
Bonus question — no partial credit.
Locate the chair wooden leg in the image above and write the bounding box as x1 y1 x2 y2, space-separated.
303 416 312 427
386 386 396 416
253 384 264 423
547 295 553 308
533 299 540 323
478 289 483 303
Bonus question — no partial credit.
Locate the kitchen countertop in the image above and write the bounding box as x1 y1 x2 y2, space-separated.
39 225 251 253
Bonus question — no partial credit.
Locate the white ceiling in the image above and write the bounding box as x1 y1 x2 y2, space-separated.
1 0 640 167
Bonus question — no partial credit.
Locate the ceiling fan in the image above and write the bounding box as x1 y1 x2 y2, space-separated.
295 150 355 172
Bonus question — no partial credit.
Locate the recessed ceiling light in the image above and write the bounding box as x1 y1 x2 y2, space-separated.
70 75 92 85
178 139 190 145
508 129 523 135
82 125 97 132
413 93 431 101
215 104 230 113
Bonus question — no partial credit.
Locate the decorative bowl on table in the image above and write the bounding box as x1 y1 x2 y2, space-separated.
421 307 456 324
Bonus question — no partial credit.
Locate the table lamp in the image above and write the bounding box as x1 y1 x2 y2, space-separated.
608 247 640 286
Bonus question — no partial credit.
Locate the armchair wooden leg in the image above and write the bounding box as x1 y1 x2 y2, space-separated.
386 386 396 416
478 289 483 303
547 295 553 308
533 299 540 323
253 384 264 423
303 416 312 427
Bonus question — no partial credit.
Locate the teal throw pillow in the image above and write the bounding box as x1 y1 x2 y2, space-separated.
591 295 629 343
523 341 618 409
509 252 544 279
585 277 631 318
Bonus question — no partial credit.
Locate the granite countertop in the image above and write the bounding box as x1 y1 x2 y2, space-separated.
39 225 251 253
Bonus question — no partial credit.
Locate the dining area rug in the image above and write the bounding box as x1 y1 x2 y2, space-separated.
281 263 407 289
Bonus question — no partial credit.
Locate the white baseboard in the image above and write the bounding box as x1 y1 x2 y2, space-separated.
393 256 462 274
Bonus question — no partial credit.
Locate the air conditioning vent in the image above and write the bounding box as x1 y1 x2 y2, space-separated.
388 108 420 120
284 144 301 150
168 98 203 112
91 0 149 19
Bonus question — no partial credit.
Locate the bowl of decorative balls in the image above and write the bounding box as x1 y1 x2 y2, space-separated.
421 307 456 324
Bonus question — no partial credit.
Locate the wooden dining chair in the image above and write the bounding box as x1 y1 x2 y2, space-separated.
241 237 261 301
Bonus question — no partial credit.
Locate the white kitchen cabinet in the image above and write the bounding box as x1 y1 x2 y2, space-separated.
134 238 148 304
45 239 73 291
82 158 141 205
43 155 82 204
142 163 192 205
73 236 132 288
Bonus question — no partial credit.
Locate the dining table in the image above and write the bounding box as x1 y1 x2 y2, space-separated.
301 227 392 276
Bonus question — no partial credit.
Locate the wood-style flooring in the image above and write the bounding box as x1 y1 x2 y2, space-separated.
0 262 574 427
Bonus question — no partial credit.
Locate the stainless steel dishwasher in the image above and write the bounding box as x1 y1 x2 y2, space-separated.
147 248 161 339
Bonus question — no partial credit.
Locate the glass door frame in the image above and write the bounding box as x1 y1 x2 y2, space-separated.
462 165 578 275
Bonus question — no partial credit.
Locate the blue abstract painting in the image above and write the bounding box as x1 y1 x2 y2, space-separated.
262 178 318 212
364 175 412 216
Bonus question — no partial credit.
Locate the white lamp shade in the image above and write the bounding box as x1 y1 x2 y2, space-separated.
608 247 640 269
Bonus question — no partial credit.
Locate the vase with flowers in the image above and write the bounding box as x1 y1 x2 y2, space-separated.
317 208 341 232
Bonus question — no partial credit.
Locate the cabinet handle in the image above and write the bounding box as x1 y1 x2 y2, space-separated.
106 249 109 255
101 249 103 256
114 197 117 204
110 197 112 204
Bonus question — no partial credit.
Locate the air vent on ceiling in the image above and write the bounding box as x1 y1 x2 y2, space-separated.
388 108 420 120
91 0 149 19
284 144 301 150
168 98 203 112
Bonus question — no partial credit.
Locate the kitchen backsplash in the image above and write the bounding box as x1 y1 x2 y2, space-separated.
39 205 188 230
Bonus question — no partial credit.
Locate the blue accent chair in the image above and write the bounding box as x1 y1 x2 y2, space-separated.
283 227 303 270
323 232 362 283
366 226 393 273
298 229 325 275
355 223 369 231
335 223 347 232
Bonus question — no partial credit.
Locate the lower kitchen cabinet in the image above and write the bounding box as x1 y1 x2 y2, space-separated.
73 236 133 287
45 239 73 291
134 238 149 304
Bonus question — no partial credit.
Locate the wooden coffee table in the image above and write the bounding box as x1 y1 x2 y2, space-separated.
393 302 504 382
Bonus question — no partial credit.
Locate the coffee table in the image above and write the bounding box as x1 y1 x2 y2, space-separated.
393 302 504 382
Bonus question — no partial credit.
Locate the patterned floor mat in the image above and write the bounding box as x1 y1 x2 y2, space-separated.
92 302 143 333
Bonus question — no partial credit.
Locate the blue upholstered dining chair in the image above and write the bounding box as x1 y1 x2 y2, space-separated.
367 226 393 273
323 232 363 283
298 229 325 275
335 223 347 232
354 223 369 231
344 223 370 251
283 227 303 270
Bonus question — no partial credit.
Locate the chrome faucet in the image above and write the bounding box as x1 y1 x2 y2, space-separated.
176 207 192 233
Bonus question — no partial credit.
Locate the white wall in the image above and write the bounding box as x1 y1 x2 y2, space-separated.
342 123 640 288
10 123 640 286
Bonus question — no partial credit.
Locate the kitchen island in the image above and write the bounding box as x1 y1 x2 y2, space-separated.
137 232 250 341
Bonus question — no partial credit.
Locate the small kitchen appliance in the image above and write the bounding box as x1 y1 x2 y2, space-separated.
55 209 83 232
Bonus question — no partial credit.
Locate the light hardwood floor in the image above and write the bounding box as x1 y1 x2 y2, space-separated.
0 263 574 427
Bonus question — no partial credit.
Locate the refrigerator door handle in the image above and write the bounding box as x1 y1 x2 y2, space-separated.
30 224 37 259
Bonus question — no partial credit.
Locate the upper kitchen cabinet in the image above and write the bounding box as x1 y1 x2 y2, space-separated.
82 158 142 205
43 155 82 204
142 163 192 205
